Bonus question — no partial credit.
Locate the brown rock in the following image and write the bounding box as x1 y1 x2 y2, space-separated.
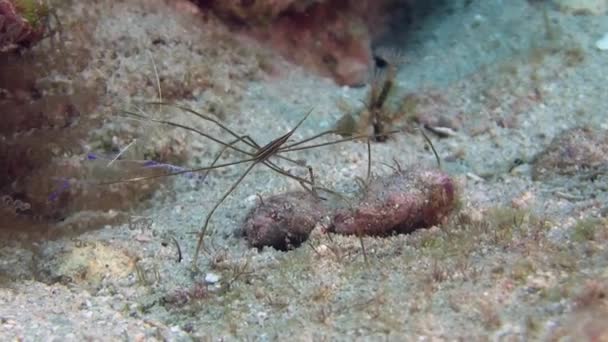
532 127 608 181
195 0 396 85
330 168 456 236
243 191 326 250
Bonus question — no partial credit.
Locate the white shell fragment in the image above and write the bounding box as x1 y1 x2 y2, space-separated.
596 32 608 51
204 273 220 284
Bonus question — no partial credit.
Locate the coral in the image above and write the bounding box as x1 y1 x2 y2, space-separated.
329 168 456 236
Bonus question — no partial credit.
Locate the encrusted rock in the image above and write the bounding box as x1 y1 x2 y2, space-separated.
243 191 326 250
329 168 456 236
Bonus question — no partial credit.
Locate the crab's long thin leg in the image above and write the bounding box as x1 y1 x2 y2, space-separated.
122 110 255 158
148 103 321 166
279 128 391 150
192 161 257 268
419 126 441 169
147 102 260 150
241 134 305 167
129 105 306 167
255 109 313 159
260 160 347 202
280 129 344 150
204 132 316 190
366 137 372 182
112 109 312 188
281 129 400 153
200 134 313 189
305 165 319 199
99 157 257 185
262 160 311 184
166 104 326 167
123 110 318 182
192 110 314 268
202 135 258 182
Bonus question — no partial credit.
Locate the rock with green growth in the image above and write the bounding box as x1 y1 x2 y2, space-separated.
0 0 50 51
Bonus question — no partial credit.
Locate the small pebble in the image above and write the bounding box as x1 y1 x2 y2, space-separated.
205 273 220 284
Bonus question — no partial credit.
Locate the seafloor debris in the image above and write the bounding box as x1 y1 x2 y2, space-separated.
532 127 608 181
329 168 456 236
243 191 326 250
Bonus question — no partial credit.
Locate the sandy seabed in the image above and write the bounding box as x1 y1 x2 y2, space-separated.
1 0 607 340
